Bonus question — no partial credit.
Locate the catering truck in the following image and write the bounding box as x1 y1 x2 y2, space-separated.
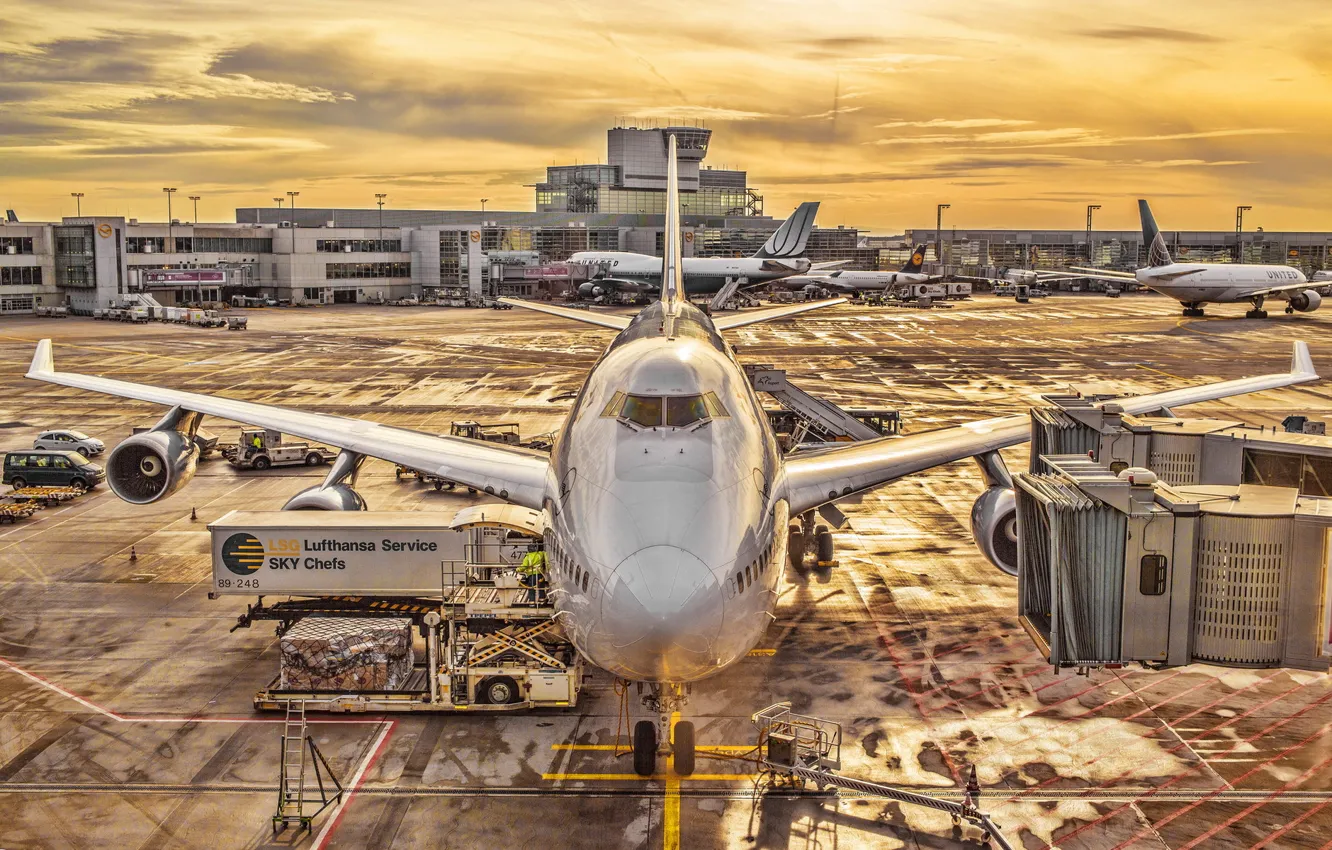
211 507 584 713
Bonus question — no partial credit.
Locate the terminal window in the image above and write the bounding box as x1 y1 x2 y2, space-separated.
0 266 42 286
1242 448 1332 496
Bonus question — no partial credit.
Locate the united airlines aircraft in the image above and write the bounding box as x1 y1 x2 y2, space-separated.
26 140 1318 777
1072 200 1327 317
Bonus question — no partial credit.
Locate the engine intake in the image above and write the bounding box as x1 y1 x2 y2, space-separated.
970 486 1018 576
107 431 198 504
578 282 605 299
283 483 367 511
1289 290 1322 313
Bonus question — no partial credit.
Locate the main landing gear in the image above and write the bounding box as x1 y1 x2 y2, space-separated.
630 682 695 777
1181 303 1206 317
1245 296 1268 319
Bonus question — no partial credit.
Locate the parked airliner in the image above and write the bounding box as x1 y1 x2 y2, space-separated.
569 201 821 298
1072 200 1326 317
26 140 1318 778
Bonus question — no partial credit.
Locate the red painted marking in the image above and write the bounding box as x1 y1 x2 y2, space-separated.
990 670 1188 761
1071 677 1320 797
917 653 1047 703
312 719 397 850
1173 747 1332 849
1007 675 1219 800
1245 797 1332 850
1047 687 1332 850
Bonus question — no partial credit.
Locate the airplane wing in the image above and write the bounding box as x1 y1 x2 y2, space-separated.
810 260 852 271
26 340 551 509
1247 281 1330 298
496 298 631 331
781 341 1317 514
1067 267 1136 280
712 298 846 331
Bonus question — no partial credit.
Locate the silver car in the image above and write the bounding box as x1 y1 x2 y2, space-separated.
33 429 105 458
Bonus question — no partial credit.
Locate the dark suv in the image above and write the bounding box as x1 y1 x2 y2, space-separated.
3 450 105 491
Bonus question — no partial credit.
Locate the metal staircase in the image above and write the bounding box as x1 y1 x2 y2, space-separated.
273 701 344 833
745 365 884 442
752 702 1014 849
709 276 748 311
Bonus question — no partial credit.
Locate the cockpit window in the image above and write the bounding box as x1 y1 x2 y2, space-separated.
620 394 663 428
603 391 729 429
666 395 709 427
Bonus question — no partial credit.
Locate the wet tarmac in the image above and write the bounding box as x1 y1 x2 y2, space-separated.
1 295 1330 849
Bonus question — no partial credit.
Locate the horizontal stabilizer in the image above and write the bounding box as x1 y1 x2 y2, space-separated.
713 298 845 331
496 298 631 331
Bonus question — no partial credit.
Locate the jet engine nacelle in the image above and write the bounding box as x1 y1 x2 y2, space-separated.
106 430 198 504
970 486 1018 576
1289 290 1322 313
282 483 367 511
578 282 606 299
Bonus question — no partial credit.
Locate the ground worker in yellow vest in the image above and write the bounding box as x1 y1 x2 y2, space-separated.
518 545 547 587
247 432 262 459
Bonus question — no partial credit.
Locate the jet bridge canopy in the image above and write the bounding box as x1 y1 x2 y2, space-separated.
448 504 547 537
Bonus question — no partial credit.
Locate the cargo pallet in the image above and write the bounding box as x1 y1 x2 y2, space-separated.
9 486 87 506
0 502 39 523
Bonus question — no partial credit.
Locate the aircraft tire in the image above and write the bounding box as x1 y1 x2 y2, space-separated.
673 721 696 776
788 530 805 572
633 720 657 777
816 528 835 565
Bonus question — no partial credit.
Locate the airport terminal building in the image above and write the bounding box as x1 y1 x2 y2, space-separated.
5 122 1331 313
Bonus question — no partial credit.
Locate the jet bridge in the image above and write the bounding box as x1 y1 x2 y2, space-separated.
1018 396 1332 671
1015 456 1332 672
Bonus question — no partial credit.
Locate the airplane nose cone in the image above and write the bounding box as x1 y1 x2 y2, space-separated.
597 545 724 681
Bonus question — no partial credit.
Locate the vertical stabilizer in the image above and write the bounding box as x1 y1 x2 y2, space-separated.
1139 199 1173 267
662 135 685 305
752 202 819 259
901 244 927 273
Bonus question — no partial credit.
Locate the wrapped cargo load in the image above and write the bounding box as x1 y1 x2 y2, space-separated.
279 618 414 691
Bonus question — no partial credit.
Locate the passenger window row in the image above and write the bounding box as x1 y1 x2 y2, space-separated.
735 535 780 595
547 537 590 594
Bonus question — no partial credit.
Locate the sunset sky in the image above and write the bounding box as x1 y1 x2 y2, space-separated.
2 0 1329 234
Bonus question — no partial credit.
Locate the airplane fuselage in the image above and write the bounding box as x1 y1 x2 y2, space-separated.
571 251 811 294
1138 264 1308 304
543 300 788 683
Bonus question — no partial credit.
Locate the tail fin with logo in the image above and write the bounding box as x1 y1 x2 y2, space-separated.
1140 199 1173 267
752 202 819 259
901 244 927 273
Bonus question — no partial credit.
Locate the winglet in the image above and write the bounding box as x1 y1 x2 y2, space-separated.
1292 341 1316 378
28 339 53 378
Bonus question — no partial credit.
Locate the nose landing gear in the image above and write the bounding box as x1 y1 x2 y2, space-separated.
630 682 696 777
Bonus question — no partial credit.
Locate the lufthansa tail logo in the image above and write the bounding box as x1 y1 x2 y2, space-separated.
912 251 924 265
221 533 265 575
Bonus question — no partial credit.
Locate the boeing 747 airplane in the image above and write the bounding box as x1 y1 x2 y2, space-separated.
26 139 1319 777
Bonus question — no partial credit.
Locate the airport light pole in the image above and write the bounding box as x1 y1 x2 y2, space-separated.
286 191 300 224
70 192 84 217
274 197 284 211
162 187 177 254
480 198 489 215
375 193 387 249
935 203 950 266
1236 205 1252 263
188 195 200 224
1086 204 1101 265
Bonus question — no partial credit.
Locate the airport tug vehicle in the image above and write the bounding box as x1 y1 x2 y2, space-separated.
224 429 337 470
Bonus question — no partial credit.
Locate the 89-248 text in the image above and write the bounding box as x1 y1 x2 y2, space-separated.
216 578 260 589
